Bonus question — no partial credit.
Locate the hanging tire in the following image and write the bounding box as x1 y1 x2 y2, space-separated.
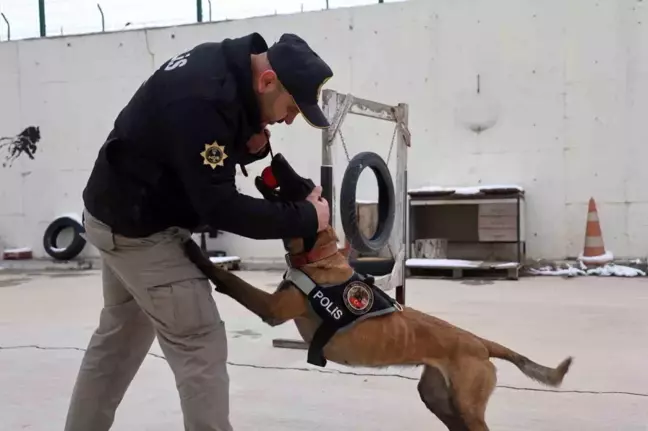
43 215 87 261
339 151 395 253
349 257 395 276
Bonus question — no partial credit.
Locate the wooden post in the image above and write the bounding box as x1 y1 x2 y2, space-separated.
321 89 335 227
395 102 409 305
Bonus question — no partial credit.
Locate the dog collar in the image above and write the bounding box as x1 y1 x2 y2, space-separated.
285 242 339 268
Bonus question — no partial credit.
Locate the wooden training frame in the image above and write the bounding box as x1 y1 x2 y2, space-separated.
272 89 411 351
320 89 410 304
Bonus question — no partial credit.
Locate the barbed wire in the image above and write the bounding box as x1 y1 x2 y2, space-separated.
0 0 401 42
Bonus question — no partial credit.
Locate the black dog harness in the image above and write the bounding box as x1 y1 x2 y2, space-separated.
278 268 402 367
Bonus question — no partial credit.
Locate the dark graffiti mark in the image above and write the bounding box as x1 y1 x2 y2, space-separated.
0 126 41 168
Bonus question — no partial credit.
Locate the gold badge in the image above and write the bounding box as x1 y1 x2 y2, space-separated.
200 141 228 169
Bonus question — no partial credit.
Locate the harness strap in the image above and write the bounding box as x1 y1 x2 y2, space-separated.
284 268 317 295
308 324 337 367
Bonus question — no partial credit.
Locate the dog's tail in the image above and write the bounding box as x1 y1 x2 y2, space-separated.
480 337 573 387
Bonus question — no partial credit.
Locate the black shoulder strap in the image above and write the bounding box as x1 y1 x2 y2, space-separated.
304 272 366 367
307 324 337 367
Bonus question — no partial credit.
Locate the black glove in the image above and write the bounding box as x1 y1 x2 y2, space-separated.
255 153 316 203
254 175 280 202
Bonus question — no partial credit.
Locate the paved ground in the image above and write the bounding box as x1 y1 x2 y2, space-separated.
1 268 647 430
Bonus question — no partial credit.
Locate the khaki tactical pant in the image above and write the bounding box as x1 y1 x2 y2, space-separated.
64 209 232 431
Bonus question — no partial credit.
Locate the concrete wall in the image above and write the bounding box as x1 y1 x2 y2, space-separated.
1 0 648 264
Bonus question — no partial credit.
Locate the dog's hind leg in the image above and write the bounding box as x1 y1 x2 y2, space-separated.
447 358 497 431
417 365 470 431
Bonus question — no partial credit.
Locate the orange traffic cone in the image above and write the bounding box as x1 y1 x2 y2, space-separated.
579 197 613 266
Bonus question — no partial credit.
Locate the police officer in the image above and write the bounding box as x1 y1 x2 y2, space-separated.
64 32 333 431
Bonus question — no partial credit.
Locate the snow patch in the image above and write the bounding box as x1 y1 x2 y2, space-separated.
407 258 481 268
528 265 586 277
209 256 241 264
408 184 524 195
529 261 645 277
586 264 645 277
406 258 519 269
492 262 520 269
454 187 482 195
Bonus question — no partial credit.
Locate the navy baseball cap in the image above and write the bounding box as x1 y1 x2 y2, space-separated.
267 33 333 129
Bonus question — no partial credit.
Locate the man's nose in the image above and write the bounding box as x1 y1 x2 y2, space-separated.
285 111 297 125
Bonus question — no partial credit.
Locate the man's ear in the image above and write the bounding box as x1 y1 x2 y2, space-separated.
257 70 280 94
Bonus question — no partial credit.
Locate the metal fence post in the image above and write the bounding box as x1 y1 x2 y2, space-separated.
39 0 46 37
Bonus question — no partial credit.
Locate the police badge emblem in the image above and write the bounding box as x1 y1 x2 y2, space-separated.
200 141 228 169
342 281 374 315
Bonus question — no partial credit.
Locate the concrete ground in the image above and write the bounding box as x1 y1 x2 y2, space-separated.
1 268 647 431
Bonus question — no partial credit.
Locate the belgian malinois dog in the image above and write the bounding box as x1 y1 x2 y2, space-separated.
183 154 573 431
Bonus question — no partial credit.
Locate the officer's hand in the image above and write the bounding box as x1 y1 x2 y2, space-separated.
306 186 330 232
247 128 270 154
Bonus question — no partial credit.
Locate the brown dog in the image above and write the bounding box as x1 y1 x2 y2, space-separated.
183 227 572 431
183 152 572 430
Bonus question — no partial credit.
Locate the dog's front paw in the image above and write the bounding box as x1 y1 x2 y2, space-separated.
210 282 231 296
212 285 227 294
262 316 285 327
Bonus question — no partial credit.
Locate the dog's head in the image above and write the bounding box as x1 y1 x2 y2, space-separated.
254 153 337 256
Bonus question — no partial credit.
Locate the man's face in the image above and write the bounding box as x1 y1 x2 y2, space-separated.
255 70 300 127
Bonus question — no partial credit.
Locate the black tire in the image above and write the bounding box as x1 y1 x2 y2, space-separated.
339 151 395 254
349 257 395 276
43 216 87 261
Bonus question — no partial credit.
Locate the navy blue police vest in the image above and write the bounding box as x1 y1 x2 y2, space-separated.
278 268 402 367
